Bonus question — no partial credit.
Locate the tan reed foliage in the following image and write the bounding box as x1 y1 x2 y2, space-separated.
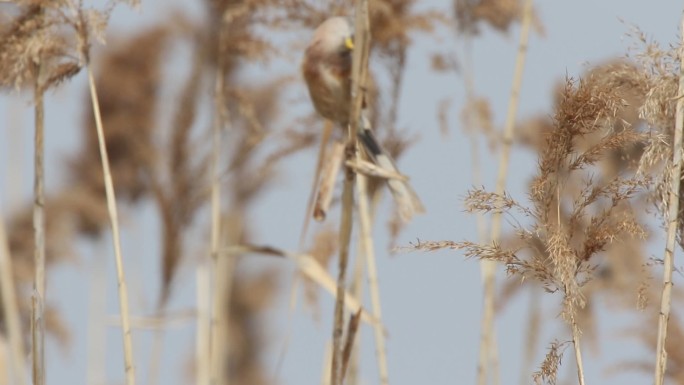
413 70 653 384
0 3 81 91
453 0 543 36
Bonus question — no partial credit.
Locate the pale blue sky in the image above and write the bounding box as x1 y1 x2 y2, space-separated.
1 1 682 385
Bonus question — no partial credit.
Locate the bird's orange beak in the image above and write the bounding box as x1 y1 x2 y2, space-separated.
344 36 354 50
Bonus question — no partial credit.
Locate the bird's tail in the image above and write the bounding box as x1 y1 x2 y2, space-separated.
356 116 424 221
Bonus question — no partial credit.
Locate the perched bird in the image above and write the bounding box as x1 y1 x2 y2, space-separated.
302 16 424 221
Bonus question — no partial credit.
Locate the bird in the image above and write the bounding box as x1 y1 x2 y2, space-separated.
302 16 424 221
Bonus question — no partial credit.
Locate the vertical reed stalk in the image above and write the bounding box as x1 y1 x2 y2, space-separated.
208 88 226 385
32 63 46 385
197 262 211 385
654 9 684 385
571 319 586 385
209 28 231 384
87 66 136 385
480 1 533 385
356 174 389 385
331 2 370 384
346 251 363 385
331 154 354 385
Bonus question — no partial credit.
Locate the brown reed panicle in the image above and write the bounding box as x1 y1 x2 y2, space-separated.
600 33 684 383
206 0 278 75
532 340 569 385
1 15 173 349
222 270 277 385
302 227 338 320
72 26 170 209
150 27 209 306
502 59 652 311
0 3 81 91
453 0 543 36
413 71 651 382
629 31 684 247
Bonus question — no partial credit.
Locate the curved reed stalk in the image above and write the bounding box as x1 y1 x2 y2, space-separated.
87 66 136 385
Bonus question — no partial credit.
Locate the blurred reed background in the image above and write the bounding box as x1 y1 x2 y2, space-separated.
1 1 683 385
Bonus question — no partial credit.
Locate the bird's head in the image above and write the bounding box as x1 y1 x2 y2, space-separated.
309 17 354 56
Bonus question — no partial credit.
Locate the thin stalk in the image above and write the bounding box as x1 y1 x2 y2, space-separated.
346 248 364 385
481 1 534 385
490 0 533 241
0 212 27 385
518 288 541 385
209 27 237 383
357 174 389 385
196 262 211 385
460 24 500 385
654 9 684 385
32 65 46 385
87 66 136 385
211 213 240 385
209 67 227 385
331 156 354 385
331 2 370 384
321 341 333 385
571 319 586 385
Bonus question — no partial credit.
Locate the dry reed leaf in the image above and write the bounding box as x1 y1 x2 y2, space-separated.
345 158 409 181
221 244 379 326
